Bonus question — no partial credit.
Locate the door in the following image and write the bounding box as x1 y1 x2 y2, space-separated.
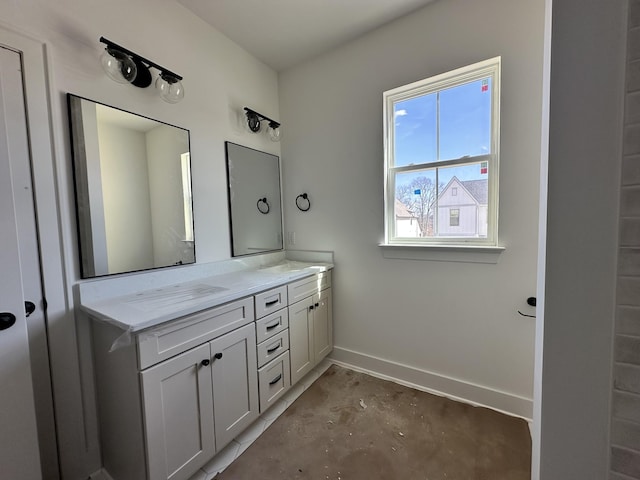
313 289 333 362
141 343 215 480
0 46 42 479
210 323 259 450
289 297 314 385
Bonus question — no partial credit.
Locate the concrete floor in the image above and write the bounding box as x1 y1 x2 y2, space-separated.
215 364 531 480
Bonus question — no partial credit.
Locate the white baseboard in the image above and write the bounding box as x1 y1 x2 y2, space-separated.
329 346 533 420
88 469 114 480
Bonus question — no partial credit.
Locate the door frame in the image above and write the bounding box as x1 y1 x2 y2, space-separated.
0 24 88 479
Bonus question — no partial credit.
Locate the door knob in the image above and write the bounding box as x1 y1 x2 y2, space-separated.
0 312 16 331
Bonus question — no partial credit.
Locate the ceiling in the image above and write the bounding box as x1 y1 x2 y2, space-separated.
177 0 436 72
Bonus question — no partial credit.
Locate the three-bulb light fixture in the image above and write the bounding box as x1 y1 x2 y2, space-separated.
244 107 281 142
99 37 185 104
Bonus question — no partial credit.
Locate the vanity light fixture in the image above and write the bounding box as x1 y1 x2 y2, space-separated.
99 37 185 104
244 107 281 142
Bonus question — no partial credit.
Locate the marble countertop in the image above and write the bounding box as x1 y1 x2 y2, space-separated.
79 260 333 334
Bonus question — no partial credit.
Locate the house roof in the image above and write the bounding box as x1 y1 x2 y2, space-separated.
437 176 488 206
395 199 414 217
460 179 488 205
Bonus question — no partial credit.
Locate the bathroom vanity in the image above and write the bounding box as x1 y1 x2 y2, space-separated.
80 259 333 480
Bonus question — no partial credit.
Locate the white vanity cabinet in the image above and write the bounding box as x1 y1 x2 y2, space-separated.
254 286 292 412
209 323 259 448
140 343 215 480
288 272 333 385
87 264 333 480
91 298 258 480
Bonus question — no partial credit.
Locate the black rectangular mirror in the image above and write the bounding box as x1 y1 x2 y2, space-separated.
225 142 283 256
68 94 195 278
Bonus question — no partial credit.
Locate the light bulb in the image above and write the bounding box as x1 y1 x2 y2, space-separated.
268 124 281 142
156 74 185 103
101 48 137 84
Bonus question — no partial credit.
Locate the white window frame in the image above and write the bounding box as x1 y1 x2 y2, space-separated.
181 152 194 242
383 57 501 248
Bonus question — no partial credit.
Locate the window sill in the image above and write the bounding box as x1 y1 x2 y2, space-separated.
379 243 506 264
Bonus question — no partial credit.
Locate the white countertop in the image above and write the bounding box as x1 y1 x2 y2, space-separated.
79 260 333 333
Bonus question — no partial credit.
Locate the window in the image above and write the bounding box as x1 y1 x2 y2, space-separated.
383 57 500 247
450 208 460 227
181 152 194 242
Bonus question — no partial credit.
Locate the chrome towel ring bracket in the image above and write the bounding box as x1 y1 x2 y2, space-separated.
257 197 270 214
296 193 311 212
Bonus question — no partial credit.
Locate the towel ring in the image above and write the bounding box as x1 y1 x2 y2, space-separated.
296 193 311 212
257 197 270 214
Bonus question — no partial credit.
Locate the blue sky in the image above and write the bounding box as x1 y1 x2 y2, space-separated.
393 78 492 185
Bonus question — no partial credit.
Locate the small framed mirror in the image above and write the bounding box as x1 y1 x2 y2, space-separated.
68 94 195 278
225 142 283 256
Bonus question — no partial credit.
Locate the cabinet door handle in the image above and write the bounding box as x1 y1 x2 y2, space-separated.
265 299 279 307
309 305 314 311
265 320 280 331
266 342 281 354
269 374 282 385
213 352 223 360
201 359 210 367
315 302 319 307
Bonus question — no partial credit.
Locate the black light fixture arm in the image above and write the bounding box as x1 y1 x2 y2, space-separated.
243 107 280 129
99 37 182 82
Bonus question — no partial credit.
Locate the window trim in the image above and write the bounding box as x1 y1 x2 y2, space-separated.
383 57 501 248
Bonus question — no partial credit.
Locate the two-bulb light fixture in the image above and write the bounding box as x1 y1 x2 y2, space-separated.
244 107 281 142
99 37 185 104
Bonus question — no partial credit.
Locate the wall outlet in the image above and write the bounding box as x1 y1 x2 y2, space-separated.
287 231 296 245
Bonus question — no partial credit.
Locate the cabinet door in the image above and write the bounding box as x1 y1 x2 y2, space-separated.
141 343 215 480
210 323 259 450
289 297 314 385
313 288 333 362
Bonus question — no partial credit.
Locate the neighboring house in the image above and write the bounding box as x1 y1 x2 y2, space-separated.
436 176 488 237
394 198 421 237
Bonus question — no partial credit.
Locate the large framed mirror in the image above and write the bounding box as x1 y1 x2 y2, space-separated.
225 142 283 256
68 94 195 278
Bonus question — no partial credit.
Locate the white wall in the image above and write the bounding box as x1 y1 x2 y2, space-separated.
78 100 109 275
280 0 545 417
98 121 155 273
146 124 190 266
0 0 280 477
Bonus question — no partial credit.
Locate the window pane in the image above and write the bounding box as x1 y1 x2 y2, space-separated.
394 169 437 238
393 93 437 167
449 209 460 226
439 79 492 160
435 162 488 238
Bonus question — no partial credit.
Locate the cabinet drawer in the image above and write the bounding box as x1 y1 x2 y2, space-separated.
287 271 331 304
254 286 288 319
256 329 289 368
137 297 254 369
255 308 288 344
258 352 291 413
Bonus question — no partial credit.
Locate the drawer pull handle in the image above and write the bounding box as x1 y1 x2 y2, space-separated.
265 321 280 331
265 299 279 307
267 343 281 354
213 352 223 360
201 359 210 367
269 374 282 385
